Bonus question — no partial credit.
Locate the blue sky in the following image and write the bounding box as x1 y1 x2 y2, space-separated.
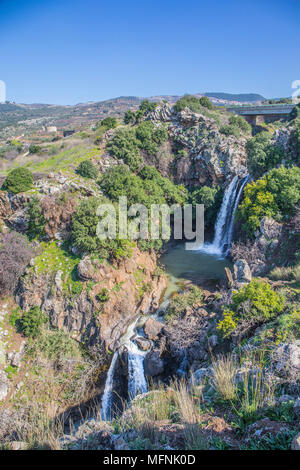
0 0 299 104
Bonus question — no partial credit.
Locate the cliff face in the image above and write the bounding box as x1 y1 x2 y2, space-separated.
147 103 248 187
17 246 167 351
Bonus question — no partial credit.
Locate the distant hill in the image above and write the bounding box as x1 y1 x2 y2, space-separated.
204 92 265 103
0 91 266 139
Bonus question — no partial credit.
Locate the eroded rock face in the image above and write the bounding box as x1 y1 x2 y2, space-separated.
17 247 167 351
144 350 164 377
143 317 163 340
147 104 248 187
271 342 300 382
233 259 252 284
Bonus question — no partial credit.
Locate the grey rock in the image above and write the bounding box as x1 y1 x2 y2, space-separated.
144 350 164 377
144 317 163 340
233 259 252 283
291 433 300 450
77 257 96 281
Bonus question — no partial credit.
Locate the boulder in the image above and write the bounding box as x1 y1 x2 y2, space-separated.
233 259 252 283
0 371 8 401
207 335 218 349
144 317 163 340
144 350 164 377
134 337 151 351
190 367 211 385
291 433 300 450
77 257 96 281
247 418 290 438
272 342 300 380
260 217 282 240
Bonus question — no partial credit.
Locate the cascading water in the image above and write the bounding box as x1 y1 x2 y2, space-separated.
100 350 118 420
127 341 148 399
197 175 249 257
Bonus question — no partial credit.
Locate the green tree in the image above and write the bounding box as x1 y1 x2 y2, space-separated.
2 167 34 193
27 196 46 238
20 306 47 338
106 128 142 171
247 132 284 178
76 160 98 179
124 110 136 125
199 96 214 109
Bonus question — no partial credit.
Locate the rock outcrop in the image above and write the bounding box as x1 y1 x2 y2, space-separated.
17 247 167 351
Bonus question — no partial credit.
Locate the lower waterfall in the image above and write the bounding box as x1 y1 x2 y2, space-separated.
127 341 148 399
100 350 119 420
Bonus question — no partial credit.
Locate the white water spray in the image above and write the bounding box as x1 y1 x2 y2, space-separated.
100 350 118 420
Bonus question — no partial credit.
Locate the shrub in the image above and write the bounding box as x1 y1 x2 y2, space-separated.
220 124 240 138
29 144 41 154
27 328 80 360
71 196 134 259
106 128 142 171
246 132 284 178
165 286 203 323
76 160 98 179
96 288 110 303
98 116 117 129
2 167 33 193
217 280 285 338
199 96 214 109
19 306 47 338
229 115 251 134
124 110 136 125
27 196 46 238
0 231 33 295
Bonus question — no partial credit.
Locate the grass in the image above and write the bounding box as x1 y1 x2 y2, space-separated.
211 355 237 401
33 241 82 297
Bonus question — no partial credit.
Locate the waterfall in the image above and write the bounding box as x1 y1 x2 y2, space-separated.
224 175 250 256
197 175 249 257
127 341 148 400
100 351 118 420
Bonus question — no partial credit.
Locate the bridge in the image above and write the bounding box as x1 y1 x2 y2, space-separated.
226 103 295 125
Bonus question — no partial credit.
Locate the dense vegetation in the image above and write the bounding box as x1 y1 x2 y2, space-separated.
237 166 300 237
2 167 34 193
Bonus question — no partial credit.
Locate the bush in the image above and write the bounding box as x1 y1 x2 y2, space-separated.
71 196 134 258
19 306 47 338
124 110 136 125
246 132 284 178
29 144 41 154
2 167 34 193
106 128 142 171
98 116 118 129
96 288 110 303
165 286 203 323
27 196 46 238
220 124 240 138
199 96 214 109
0 231 33 295
76 160 98 179
229 115 251 134
27 328 81 360
217 280 285 338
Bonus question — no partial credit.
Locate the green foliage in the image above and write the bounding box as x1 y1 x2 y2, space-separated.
27 196 46 238
229 114 251 134
237 166 300 237
71 196 134 258
19 306 47 338
76 159 98 179
189 185 222 228
246 131 284 178
124 110 136 125
173 95 204 113
135 121 168 155
98 116 118 129
96 288 110 303
9 307 21 328
27 328 81 361
29 144 41 154
220 124 240 138
199 96 214 109
2 167 34 193
217 280 285 338
106 128 142 171
165 286 203 323
290 118 300 159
